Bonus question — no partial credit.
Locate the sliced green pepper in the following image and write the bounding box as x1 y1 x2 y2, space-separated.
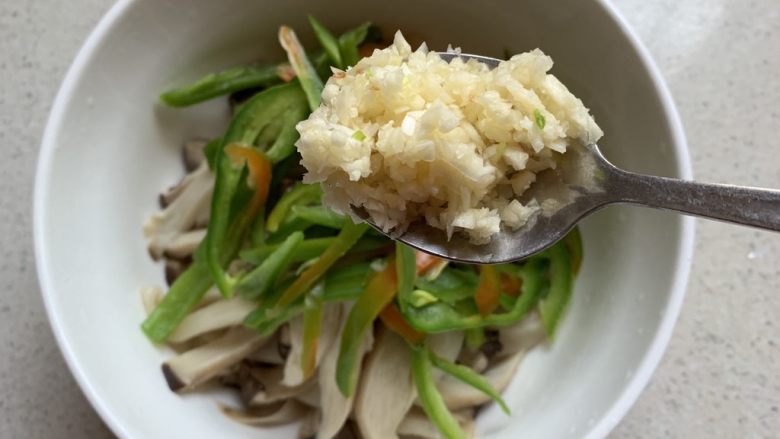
339 22 371 68
234 231 304 300
241 235 388 265
301 283 325 380
411 346 467 439
308 16 343 69
242 236 333 264
141 252 212 343
245 299 305 336
564 227 583 275
538 241 573 339
429 350 510 415
159 64 283 107
203 137 221 171
274 220 368 308
475 265 501 316
279 26 324 111
322 262 373 301
206 82 308 296
395 242 416 313
401 258 545 332
415 267 479 304
336 261 397 396
289 205 346 229
266 183 322 233
464 327 486 349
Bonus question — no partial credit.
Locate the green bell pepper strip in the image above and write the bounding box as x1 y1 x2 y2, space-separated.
395 242 416 313
245 299 305 336
564 227 583 275
538 242 573 339
274 220 369 309
475 265 501 316
322 262 373 301
411 346 467 439
464 327 486 349
241 235 389 265
308 16 343 69
408 289 438 308
339 22 371 68
267 217 313 244
203 137 221 171
249 207 266 248
244 261 373 335
301 282 325 380
279 26 324 111
159 64 283 107
498 293 516 311
415 267 479 304
401 258 546 332
233 231 304 300
141 245 212 342
336 260 397 396
289 205 346 229
429 350 510 415
266 184 322 233
241 237 333 264
206 82 308 296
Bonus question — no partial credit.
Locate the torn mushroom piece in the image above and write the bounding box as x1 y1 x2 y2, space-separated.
145 161 214 260
354 328 416 439
318 303 375 439
241 365 314 406
162 327 269 392
495 312 546 360
297 408 321 439
398 407 476 439
139 286 163 315
182 139 207 172
220 399 308 427
167 296 257 344
293 381 320 408
247 333 287 366
164 258 191 286
162 229 207 260
427 331 464 382
283 303 342 387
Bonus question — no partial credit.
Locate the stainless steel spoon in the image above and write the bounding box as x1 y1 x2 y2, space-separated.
352 52 780 264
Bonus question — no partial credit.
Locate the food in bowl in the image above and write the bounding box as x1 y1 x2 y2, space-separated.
296 32 602 243
141 17 583 439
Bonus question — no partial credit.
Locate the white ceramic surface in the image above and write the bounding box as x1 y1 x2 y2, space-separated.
33 0 693 438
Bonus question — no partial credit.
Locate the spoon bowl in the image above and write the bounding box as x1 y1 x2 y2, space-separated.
354 53 780 264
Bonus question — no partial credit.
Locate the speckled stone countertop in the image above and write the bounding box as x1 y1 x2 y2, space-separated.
1 0 777 437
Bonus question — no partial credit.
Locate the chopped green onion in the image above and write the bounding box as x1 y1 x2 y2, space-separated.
534 108 546 130
352 130 366 141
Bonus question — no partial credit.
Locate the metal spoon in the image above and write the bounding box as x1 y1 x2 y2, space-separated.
352 53 780 264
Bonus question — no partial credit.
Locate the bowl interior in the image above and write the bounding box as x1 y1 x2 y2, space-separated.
35 0 691 438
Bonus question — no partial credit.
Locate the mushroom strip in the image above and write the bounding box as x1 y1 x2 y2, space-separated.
162 327 269 392
354 328 416 439
144 162 213 260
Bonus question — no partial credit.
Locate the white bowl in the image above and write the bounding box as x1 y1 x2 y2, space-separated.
34 0 693 438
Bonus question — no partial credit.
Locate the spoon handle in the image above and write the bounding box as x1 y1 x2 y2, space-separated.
609 169 780 231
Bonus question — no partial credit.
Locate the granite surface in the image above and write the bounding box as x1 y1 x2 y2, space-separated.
0 0 777 437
